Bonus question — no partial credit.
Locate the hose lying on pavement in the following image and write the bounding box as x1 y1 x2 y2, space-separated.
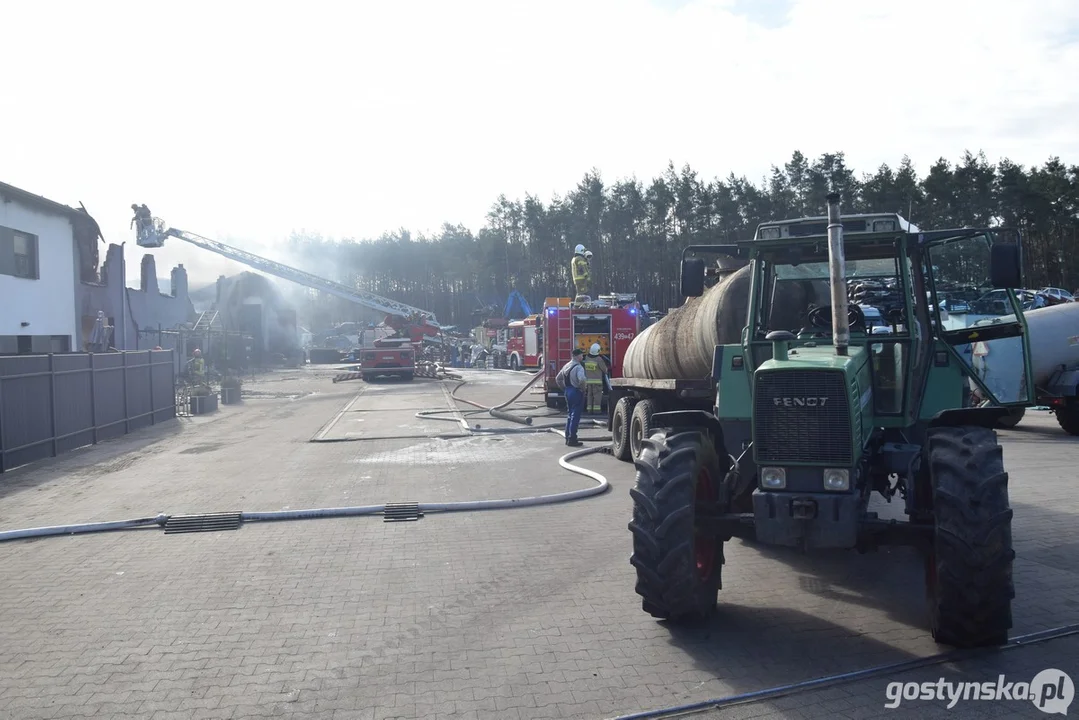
0 370 615 544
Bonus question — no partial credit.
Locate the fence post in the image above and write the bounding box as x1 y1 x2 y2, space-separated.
123 351 130 434
148 350 155 426
49 354 58 460
0 369 5 473
90 353 98 444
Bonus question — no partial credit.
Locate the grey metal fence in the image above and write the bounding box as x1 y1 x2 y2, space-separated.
0 349 176 474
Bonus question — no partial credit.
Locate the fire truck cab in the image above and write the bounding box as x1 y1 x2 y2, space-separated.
542 293 642 409
506 315 542 371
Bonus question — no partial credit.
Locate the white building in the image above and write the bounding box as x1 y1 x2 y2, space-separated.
0 181 85 354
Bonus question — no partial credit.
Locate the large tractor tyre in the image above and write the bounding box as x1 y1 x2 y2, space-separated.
924 425 1015 648
995 407 1025 429
629 399 658 460
629 429 726 622
1055 401 1079 436
611 396 636 462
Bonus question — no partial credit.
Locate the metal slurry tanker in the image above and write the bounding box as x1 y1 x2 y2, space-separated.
611 258 826 460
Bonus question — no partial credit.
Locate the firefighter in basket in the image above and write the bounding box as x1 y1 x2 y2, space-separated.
571 244 591 302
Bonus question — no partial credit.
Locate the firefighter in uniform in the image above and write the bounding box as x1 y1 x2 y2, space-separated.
583 342 608 415
189 348 206 381
571 244 590 301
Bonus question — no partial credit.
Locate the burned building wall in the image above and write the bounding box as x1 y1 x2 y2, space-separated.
214 272 300 360
76 243 195 350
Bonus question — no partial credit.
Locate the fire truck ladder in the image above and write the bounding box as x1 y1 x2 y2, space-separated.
554 308 574 372
138 218 438 323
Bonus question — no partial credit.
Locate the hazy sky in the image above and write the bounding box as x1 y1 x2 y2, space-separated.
3 0 1078 289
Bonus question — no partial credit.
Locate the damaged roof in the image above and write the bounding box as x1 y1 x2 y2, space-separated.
0 180 86 219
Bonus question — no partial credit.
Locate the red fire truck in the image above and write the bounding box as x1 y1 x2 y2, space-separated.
360 337 416 381
542 293 642 409
505 315 543 371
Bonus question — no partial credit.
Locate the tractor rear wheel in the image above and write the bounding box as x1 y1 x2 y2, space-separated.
611 396 636 462
924 425 1014 648
629 429 726 622
629 399 657 460
1055 400 1079 435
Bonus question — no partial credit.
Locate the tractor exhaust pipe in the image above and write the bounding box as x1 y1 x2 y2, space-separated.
825 192 849 356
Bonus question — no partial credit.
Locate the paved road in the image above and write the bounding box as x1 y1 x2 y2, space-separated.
1 367 1077 719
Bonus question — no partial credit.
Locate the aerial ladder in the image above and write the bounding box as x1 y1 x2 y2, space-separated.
132 207 439 330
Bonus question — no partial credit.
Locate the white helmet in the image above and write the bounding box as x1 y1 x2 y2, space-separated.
589 342 601 356
584 250 593 259
574 244 586 255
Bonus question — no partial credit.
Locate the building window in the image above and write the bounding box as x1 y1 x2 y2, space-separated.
14 232 37 278
0 226 40 279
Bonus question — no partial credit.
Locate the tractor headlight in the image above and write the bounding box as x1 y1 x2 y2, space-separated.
760 467 786 489
823 468 850 491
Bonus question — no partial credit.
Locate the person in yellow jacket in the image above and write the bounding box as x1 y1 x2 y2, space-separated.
189 348 206 380
583 342 608 414
571 244 590 299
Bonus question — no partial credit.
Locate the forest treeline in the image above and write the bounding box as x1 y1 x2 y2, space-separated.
286 150 1079 327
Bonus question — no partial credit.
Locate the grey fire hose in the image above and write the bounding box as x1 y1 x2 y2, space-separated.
0 370 613 544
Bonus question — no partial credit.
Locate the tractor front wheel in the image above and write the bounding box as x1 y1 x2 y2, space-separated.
629 429 726 622
924 425 1015 648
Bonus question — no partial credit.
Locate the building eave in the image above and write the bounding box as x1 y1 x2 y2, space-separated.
0 180 92 223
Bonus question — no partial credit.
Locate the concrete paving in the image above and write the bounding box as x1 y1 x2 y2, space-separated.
0 366 1077 720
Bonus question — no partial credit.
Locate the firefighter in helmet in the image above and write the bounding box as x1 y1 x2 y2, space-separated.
583 342 608 415
571 244 590 300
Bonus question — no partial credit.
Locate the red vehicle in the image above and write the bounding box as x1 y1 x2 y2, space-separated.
360 337 416 381
506 315 543 371
542 294 642 408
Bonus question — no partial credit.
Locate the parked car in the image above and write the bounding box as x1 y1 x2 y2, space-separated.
1039 287 1075 305
970 288 1048 315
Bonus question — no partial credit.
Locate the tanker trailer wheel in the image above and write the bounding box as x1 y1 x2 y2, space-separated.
611 396 636 462
995 407 1025 429
629 399 657 459
1055 400 1079 435
629 428 726 621
923 425 1014 648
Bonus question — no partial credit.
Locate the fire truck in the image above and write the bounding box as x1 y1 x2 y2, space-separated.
506 315 543 371
359 337 416 381
542 293 642 409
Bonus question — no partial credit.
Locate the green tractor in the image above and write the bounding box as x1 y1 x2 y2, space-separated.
629 192 1030 648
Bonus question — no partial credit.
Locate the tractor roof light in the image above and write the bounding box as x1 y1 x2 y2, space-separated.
759 226 783 240
872 220 898 233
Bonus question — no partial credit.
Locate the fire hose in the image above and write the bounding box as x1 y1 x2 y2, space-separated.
0 368 613 544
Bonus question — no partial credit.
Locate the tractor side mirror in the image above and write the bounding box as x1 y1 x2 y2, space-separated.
989 243 1022 289
680 257 706 297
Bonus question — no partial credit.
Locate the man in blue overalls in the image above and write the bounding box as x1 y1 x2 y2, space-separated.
558 348 587 446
